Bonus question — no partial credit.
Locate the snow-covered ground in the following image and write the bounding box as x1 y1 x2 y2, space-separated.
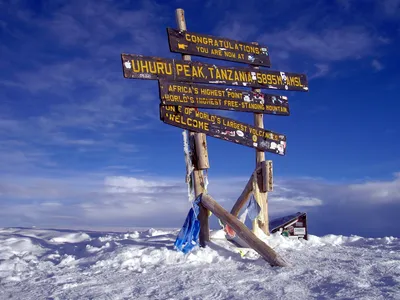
0 227 399 299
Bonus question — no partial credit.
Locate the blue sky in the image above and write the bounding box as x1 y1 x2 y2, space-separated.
1 0 400 237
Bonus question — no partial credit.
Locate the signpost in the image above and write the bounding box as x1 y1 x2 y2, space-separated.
158 80 290 115
160 105 287 156
120 7 310 266
167 27 271 67
121 53 308 91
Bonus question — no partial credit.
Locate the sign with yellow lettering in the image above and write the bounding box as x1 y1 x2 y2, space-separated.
167 28 271 67
159 80 290 116
121 54 309 92
160 105 287 156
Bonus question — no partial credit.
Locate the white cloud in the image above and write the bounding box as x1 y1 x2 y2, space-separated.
259 26 378 61
213 20 258 43
104 176 177 194
1 171 399 235
309 64 330 80
371 59 384 71
66 139 96 146
0 0 168 173
381 0 400 16
336 0 352 11
348 172 400 203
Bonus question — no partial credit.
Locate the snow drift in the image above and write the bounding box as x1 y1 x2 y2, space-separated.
0 227 399 299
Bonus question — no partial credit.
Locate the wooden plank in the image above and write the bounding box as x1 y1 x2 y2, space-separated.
160 105 287 156
121 53 309 92
200 194 288 267
158 80 290 116
261 161 267 193
167 27 271 67
262 160 273 192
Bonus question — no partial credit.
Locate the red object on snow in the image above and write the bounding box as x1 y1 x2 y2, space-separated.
225 224 236 238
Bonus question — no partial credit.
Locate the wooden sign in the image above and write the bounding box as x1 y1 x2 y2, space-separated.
121 54 309 92
262 160 273 192
167 28 271 67
160 105 287 156
158 80 290 116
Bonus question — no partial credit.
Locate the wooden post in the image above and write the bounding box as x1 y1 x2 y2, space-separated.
175 8 210 247
251 42 269 236
201 194 287 267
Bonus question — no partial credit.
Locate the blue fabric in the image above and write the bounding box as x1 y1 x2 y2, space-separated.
174 195 201 254
247 194 261 221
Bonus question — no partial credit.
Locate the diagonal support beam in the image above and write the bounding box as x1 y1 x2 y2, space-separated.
230 165 262 217
200 193 288 267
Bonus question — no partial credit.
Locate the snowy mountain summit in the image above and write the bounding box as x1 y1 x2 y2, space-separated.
0 227 399 299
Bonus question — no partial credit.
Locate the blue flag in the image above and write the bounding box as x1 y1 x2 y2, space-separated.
174 195 201 254
247 194 261 221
